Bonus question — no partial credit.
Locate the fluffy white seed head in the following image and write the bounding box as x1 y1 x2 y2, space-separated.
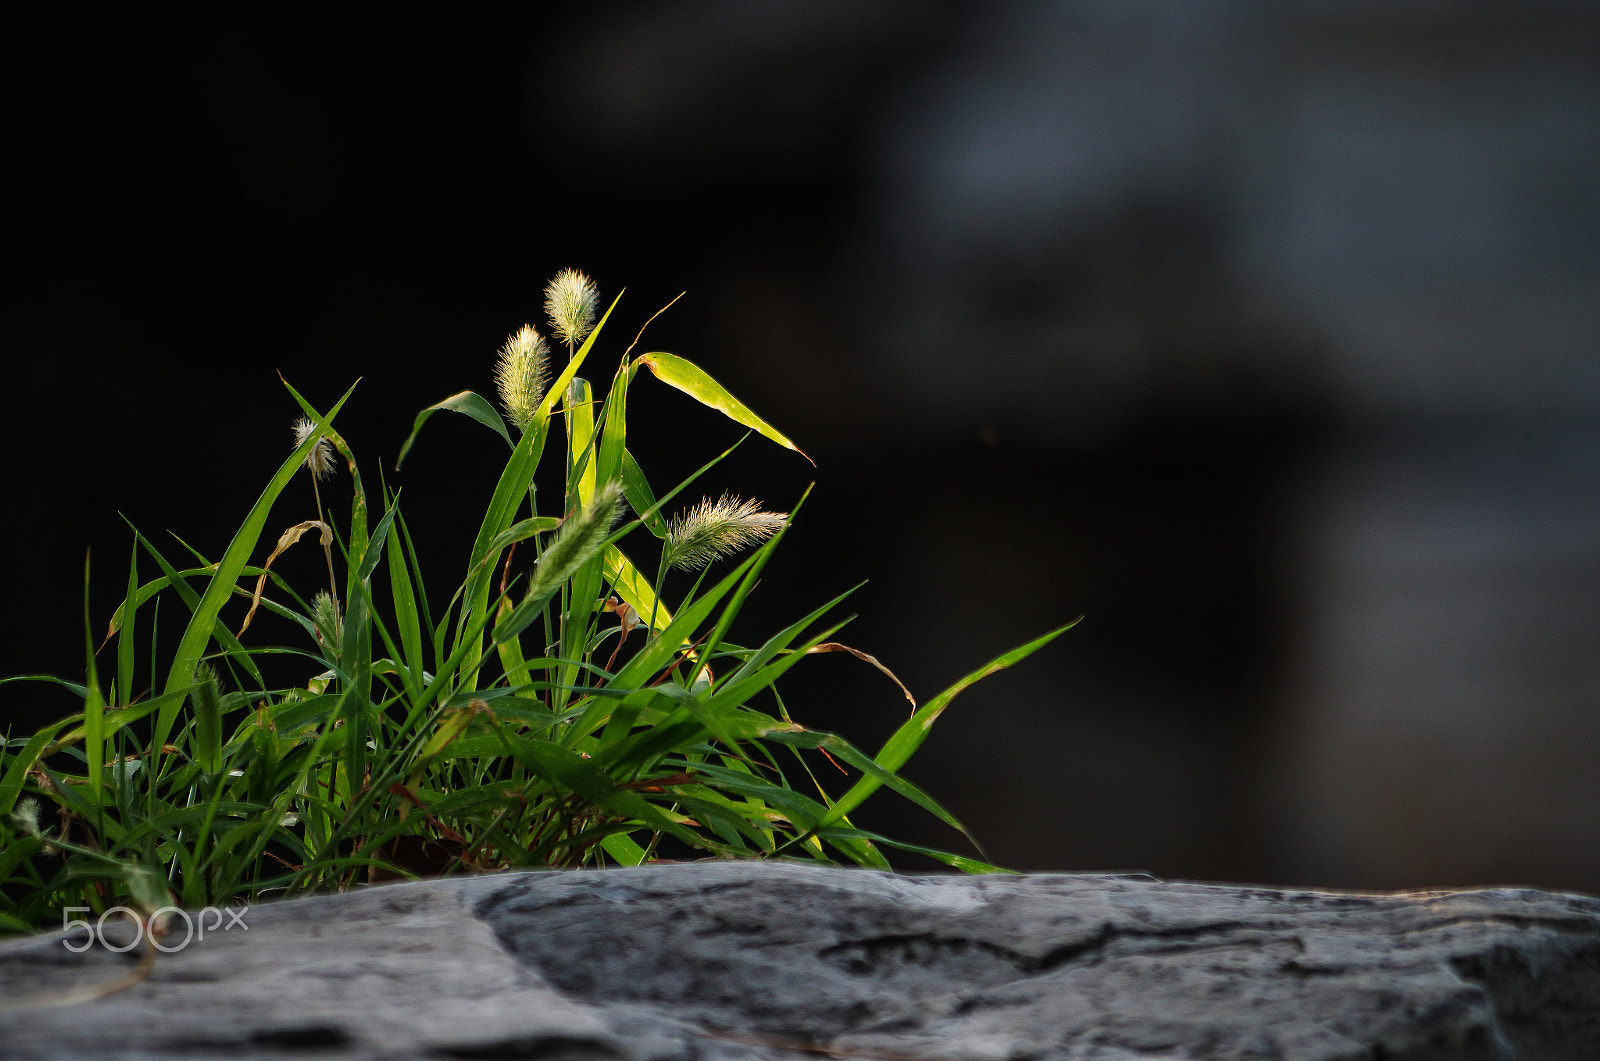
292 418 337 481
545 268 599 349
495 324 550 433
664 494 787 572
10 797 41 837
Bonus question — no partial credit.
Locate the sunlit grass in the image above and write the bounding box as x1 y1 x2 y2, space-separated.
0 272 1071 935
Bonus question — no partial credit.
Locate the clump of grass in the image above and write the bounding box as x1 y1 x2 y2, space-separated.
0 272 1071 934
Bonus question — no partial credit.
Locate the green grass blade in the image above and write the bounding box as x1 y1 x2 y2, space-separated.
495 733 702 849
568 377 598 507
335 581 373 788
606 546 767 690
157 380 358 751
103 558 271 644
807 731 973 841
595 360 633 493
817 828 893 870
810 621 1077 834
0 722 75 816
80 552 105 813
128 530 267 692
42 690 178 753
599 831 647 866
455 407 551 694
394 509 438 672
620 450 667 537
116 541 139 707
395 390 511 471
701 609 854 718
666 759 828 833
476 517 562 570
0 836 44 888
819 826 1012 874
385 506 427 706
354 491 403 583
637 351 811 464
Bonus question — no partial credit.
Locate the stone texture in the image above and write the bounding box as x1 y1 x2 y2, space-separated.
0 874 618 1061
3 863 1598 1060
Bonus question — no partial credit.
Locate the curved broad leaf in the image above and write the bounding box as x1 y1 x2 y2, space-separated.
637 352 811 464
395 390 510 471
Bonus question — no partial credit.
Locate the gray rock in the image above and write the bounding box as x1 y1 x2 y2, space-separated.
0 873 618 1061
2 863 1597 1060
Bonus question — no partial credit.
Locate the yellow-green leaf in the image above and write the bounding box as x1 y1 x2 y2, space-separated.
637 352 811 464
602 546 673 630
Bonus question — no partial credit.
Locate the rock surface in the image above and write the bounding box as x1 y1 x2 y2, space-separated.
2 863 1597 1060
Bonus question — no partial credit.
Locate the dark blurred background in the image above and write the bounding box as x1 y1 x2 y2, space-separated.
6 1 1600 892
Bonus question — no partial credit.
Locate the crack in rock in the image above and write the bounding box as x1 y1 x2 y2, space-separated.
473 863 1600 1061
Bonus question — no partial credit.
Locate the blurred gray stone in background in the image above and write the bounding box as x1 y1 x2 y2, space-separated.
547 1 1600 888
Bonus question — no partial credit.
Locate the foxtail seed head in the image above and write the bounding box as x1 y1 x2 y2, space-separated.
545 268 599 350
525 482 625 602
311 590 343 657
292 418 337 481
9 797 41 838
664 494 786 572
494 324 550 433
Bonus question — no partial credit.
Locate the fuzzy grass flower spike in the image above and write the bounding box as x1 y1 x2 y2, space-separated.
291 416 341 608
311 590 343 656
545 268 599 350
664 494 787 572
292 417 337 481
494 324 550 433
8 797 41 838
527 481 624 597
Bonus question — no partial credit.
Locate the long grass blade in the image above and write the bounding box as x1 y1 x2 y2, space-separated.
807 621 1078 835
637 352 811 463
116 542 139 707
80 552 105 814
568 377 598 507
595 360 633 492
0 722 75 816
619 450 667 537
395 390 511 471
157 380 358 752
